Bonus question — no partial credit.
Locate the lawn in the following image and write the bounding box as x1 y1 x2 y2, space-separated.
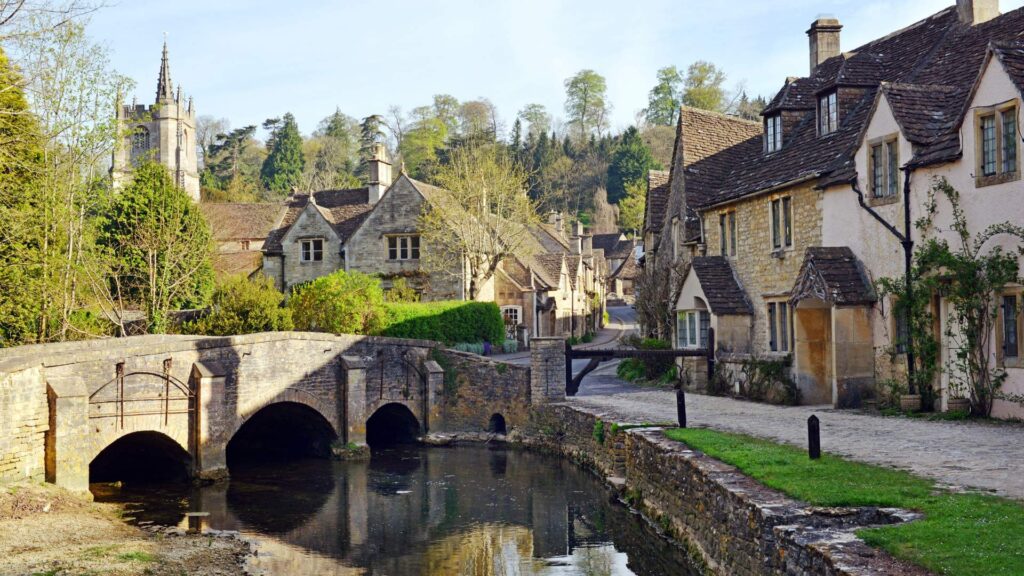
664 427 1024 576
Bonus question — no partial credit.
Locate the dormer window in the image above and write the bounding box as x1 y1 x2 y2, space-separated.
765 115 782 153
818 91 838 135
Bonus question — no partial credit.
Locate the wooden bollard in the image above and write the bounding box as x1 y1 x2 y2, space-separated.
676 387 686 428
808 415 821 460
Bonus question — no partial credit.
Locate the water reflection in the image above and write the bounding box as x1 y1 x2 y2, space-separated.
94 446 697 576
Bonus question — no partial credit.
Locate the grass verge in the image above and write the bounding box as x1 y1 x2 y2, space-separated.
664 427 1024 576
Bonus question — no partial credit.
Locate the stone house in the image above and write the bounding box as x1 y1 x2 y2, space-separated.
200 202 281 280
646 0 1024 414
593 232 637 300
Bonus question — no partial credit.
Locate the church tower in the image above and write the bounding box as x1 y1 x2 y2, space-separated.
112 41 200 201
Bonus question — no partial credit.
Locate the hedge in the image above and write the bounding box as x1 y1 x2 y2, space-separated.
379 301 505 344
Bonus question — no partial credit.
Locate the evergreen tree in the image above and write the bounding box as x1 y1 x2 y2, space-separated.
607 127 657 204
645 66 683 126
357 114 386 182
260 112 305 195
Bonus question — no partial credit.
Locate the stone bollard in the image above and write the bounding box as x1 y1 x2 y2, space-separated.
530 337 566 404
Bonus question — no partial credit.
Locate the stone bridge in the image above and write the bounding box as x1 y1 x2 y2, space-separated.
0 333 565 493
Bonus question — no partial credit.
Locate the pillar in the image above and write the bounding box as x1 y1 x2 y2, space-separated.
342 356 368 446
424 359 444 433
530 337 566 404
45 376 90 493
191 361 229 481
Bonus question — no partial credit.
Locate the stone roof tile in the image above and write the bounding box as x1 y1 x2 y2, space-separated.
690 257 753 315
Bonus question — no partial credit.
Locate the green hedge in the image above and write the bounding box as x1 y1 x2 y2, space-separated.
380 301 505 344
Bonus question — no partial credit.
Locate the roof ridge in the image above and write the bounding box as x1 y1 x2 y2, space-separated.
679 105 761 126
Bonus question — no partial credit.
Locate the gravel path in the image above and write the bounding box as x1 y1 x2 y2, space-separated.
570 384 1024 500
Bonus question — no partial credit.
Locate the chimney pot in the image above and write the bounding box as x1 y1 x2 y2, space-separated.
807 17 842 74
957 0 999 25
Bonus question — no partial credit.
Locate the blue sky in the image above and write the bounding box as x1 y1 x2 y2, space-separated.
87 0 1024 138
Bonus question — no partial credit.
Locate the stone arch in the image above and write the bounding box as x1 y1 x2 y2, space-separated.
365 402 421 448
226 387 339 445
90 430 192 484
226 401 338 468
488 413 507 435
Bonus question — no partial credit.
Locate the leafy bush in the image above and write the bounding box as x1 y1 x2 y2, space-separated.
616 358 647 382
184 275 292 336
739 356 801 406
592 419 605 444
383 277 420 303
381 301 504 344
603 310 610 325
567 335 580 345
581 332 595 343
289 270 386 334
452 342 485 355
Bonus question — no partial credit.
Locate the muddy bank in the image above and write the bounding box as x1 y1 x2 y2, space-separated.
0 484 248 576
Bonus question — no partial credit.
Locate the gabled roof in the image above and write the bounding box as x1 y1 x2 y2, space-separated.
611 254 639 281
565 255 582 290
992 41 1024 94
592 233 632 260
211 251 262 279
532 253 565 288
688 257 753 315
264 188 373 254
201 202 283 241
689 6 1024 208
878 83 962 166
791 247 876 306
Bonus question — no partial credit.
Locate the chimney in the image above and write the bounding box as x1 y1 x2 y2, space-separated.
368 143 392 204
548 211 564 234
957 0 999 25
807 16 842 73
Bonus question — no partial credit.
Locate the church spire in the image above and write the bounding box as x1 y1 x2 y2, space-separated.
156 39 174 102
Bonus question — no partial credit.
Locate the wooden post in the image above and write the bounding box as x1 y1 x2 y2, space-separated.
564 340 573 397
706 327 716 384
676 387 686 428
808 415 821 460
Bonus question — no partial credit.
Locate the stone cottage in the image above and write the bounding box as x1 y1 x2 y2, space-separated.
645 0 1024 416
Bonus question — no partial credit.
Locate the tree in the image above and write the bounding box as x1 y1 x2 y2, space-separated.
400 106 447 179
682 61 727 112
518 103 551 139
98 161 213 333
303 108 360 190
618 179 646 233
195 115 229 168
645 66 683 126
183 275 292 336
564 70 610 140
203 125 259 198
358 114 386 182
260 112 305 195
289 269 387 334
418 145 539 300
732 92 768 121
607 126 657 204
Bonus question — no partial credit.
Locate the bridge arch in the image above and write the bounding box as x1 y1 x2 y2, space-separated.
226 401 338 468
90 431 192 485
366 402 421 448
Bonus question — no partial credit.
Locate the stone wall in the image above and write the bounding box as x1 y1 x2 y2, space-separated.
521 404 927 576
433 350 531 433
0 366 47 483
279 205 344 292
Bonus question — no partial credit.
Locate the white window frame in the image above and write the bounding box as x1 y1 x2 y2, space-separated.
765 114 782 153
818 91 838 135
766 300 793 353
676 310 710 350
387 235 421 261
300 238 324 262
769 196 793 251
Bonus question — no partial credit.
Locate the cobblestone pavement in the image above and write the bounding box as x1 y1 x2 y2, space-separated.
570 381 1024 500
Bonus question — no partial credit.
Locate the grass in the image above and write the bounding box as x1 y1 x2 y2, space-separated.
664 427 1024 575
116 550 157 563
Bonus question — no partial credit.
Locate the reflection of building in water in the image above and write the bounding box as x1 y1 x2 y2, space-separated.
420 524 533 576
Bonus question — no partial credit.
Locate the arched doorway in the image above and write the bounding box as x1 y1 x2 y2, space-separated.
488 413 507 435
90 431 192 485
365 403 420 448
226 402 338 469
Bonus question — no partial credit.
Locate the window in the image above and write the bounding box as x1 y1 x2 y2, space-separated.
1002 293 1020 365
241 240 250 250
893 304 909 355
976 105 1019 184
818 91 838 135
130 126 149 162
770 196 793 251
300 238 323 262
387 235 420 260
718 211 737 257
767 301 793 353
765 114 782 153
676 310 710 349
501 305 522 339
869 136 899 199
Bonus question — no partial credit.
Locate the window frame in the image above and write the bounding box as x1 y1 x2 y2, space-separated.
387 234 421 261
766 300 793 353
769 196 794 252
867 134 900 204
300 238 324 263
818 91 838 136
764 114 782 153
999 289 1023 369
975 103 1020 187
718 210 737 257
676 310 710 350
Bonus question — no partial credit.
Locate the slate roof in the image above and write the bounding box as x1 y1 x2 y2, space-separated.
565 255 581 290
211 251 262 279
611 254 639 281
688 6 1024 209
642 170 670 235
791 247 876 306
592 233 633 259
689 257 753 315
993 41 1024 94
201 202 283 241
264 188 373 254
533 254 565 288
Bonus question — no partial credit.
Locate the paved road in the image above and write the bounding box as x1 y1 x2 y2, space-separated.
569 308 1024 501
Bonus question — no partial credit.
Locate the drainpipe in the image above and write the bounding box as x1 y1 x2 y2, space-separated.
852 168 916 394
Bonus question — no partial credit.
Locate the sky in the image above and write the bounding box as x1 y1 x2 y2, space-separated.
86 0 1024 138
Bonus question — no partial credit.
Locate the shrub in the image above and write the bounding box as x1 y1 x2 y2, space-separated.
184 275 292 336
739 356 801 406
616 358 647 382
581 332 595 343
592 419 605 444
289 270 386 334
452 342 485 355
501 339 518 354
383 277 420 303
381 301 504 344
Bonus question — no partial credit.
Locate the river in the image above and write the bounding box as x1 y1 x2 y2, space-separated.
93 445 698 575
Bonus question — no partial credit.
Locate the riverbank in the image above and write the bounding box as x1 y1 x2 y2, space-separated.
0 483 249 576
